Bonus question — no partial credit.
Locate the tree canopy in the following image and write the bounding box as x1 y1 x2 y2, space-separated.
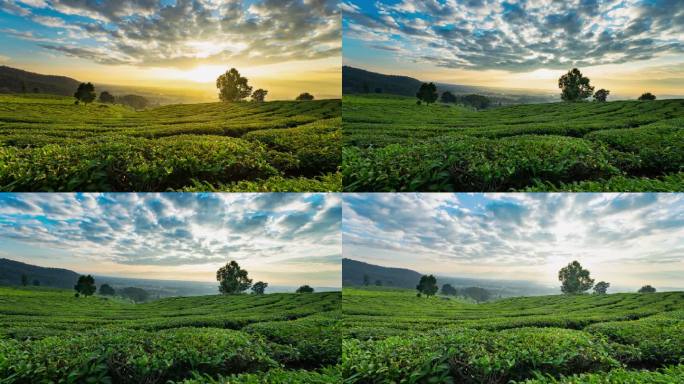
74 275 96 297
251 88 268 102
638 92 656 101
558 68 594 102
251 281 268 295
593 89 610 102
558 261 594 294
416 82 438 105
593 281 610 294
440 91 457 103
216 68 252 102
416 275 438 297
462 286 491 303
74 82 96 105
441 283 458 296
296 92 314 101
120 287 149 303
638 285 656 293
99 284 116 296
99 91 115 103
296 285 314 293
216 260 252 294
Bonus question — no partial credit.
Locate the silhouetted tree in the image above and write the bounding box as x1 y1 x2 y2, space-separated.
120 287 149 303
99 91 115 103
593 89 610 102
363 274 370 286
296 92 314 101
74 82 96 105
460 94 491 110
362 82 370 93
251 88 268 102
32 87 39 93
638 92 656 101
559 261 594 294
462 287 490 303
216 68 252 102
117 94 149 109
99 284 116 296
20 81 26 93
416 275 438 297
251 281 268 295
638 285 656 293
558 68 594 102
440 91 457 103
21 274 28 286
32 279 40 286
441 283 458 296
216 260 252 294
416 82 438 105
593 281 610 294
296 285 314 293
374 87 382 93
375 279 382 286
74 275 96 297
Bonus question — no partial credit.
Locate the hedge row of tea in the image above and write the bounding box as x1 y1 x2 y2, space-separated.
342 288 684 383
0 287 341 383
342 94 684 191
0 94 341 192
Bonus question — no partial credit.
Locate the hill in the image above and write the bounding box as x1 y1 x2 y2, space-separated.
0 65 81 96
342 287 684 383
0 93 341 192
0 286 341 382
0 258 80 288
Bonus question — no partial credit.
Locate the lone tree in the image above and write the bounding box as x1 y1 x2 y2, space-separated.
416 275 438 297
441 283 458 296
74 82 96 105
120 287 149 303
99 284 116 296
462 287 491 303
296 285 314 293
638 92 656 101
74 275 96 297
558 261 594 294
216 260 252 294
375 279 382 286
638 285 656 293
558 68 594 102
251 281 268 295
363 274 370 286
593 89 610 102
593 281 610 294
440 91 457 103
251 88 268 102
216 68 252 102
99 91 115 103
296 92 314 101
416 82 438 105
21 273 28 286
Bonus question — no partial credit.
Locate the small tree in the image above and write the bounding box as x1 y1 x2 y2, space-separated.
21 273 28 286
374 279 382 286
120 287 149 303
593 281 610 294
216 260 252 294
638 92 656 101
416 82 438 105
441 283 458 296
362 274 370 286
558 68 594 102
74 82 96 105
593 89 610 102
416 275 438 297
558 261 594 294
462 287 490 303
251 88 268 102
638 285 656 293
216 68 252 102
251 281 268 295
440 91 457 103
99 283 116 296
74 275 96 297
296 92 314 101
296 285 314 293
99 91 115 103
32 279 40 286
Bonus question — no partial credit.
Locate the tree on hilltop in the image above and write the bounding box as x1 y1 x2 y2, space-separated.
440 91 457 103
416 275 438 297
74 82 96 105
216 68 252 102
638 92 656 101
99 284 116 296
251 88 268 102
558 261 594 294
593 281 610 294
74 275 96 297
296 285 314 293
462 286 491 303
251 281 268 295
558 68 594 102
120 287 149 303
99 91 115 104
441 283 458 296
296 92 314 101
593 89 610 102
216 260 252 294
416 82 438 105
638 285 656 293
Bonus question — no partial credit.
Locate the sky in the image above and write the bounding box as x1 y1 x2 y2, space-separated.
343 193 684 291
0 193 342 287
0 0 341 100
343 0 684 98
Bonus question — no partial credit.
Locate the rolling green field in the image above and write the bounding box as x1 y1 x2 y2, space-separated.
0 287 341 383
342 287 684 383
342 94 684 192
0 94 341 192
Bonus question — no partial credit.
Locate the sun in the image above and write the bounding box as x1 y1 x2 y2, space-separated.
177 65 228 83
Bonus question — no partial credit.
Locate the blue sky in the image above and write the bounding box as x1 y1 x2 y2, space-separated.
0 193 341 286
343 193 684 291
343 0 684 97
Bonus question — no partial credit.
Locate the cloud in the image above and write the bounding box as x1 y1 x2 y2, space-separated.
343 0 684 71
3 0 340 69
0 193 341 268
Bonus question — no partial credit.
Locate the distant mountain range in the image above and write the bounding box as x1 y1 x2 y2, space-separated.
343 258 557 297
0 258 80 288
343 66 557 105
0 65 81 96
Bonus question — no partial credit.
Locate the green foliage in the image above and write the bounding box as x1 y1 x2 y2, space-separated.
593 88 610 102
441 283 458 296
416 275 438 297
119 287 149 303
522 365 684 383
177 367 342 384
594 281 610 295
296 285 315 294
559 68 594 102
251 88 268 102
296 92 315 101
98 284 115 296
74 82 96 104
638 92 656 101
639 285 657 293
99 91 115 104
251 281 268 295
20 274 27 287
416 82 438 105
74 274 96 297
461 286 491 303
559 261 594 294
216 261 252 295
440 91 457 103
216 68 252 102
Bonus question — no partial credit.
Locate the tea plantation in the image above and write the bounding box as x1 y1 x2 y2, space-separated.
342 94 684 192
0 286 341 383
0 94 341 192
342 287 684 383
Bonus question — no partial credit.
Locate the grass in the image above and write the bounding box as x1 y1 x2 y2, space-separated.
342 94 684 191
0 286 341 383
341 287 684 383
0 93 341 192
